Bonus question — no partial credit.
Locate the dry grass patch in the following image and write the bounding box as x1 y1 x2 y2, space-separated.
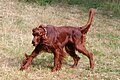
0 0 120 80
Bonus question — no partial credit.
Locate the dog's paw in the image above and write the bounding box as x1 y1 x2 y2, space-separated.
20 66 28 71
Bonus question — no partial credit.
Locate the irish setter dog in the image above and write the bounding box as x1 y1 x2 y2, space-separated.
20 8 94 72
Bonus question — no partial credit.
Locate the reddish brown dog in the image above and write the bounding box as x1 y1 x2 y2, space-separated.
20 8 94 72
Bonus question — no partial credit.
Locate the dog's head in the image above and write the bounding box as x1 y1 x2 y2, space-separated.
32 25 47 46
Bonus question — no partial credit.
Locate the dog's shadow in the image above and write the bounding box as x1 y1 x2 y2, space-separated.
31 57 54 70
31 59 53 69
31 54 70 70
5 54 70 70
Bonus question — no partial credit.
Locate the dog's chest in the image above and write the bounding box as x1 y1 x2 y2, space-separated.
42 45 52 53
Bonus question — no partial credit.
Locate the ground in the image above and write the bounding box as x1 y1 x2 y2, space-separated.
0 0 120 80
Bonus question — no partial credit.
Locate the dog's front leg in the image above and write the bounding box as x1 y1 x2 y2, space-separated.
20 46 41 70
52 48 62 72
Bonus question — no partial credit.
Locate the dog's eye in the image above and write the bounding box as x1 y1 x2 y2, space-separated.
32 33 40 36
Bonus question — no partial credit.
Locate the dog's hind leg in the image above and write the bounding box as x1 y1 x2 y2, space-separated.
65 43 80 68
75 44 94 69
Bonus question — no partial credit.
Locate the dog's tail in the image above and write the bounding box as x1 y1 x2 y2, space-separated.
81 8 94 34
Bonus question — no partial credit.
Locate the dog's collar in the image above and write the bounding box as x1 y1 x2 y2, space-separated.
41 27 48 40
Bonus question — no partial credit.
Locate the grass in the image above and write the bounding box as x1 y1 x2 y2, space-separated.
0 0 120 80
20 0 120 17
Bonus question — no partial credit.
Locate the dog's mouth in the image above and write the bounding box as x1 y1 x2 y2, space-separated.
33 44 35 46
32 41 39 47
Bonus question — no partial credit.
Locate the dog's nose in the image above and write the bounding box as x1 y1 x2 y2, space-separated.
32 40 35 44
32 41 36 46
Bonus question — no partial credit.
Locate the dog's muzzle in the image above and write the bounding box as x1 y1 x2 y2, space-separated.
32 40 37 46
